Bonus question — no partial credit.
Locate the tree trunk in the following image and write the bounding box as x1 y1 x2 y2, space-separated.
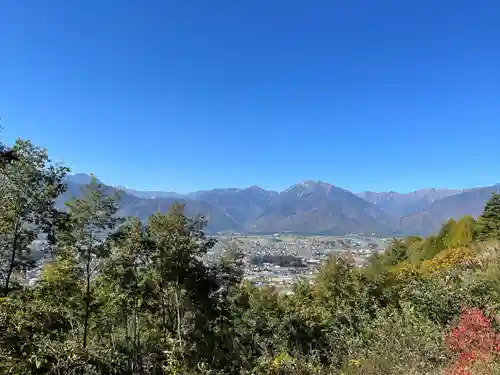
133 268 140 373
83 245 91 349
175 278 182 349
160 253 167 344
3 230 19 296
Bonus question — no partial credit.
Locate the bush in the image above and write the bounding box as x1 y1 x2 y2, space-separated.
420 247 476 275
444 307 500 375
341 306 448 375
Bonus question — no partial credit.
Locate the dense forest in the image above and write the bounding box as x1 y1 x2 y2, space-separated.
1 138 500 375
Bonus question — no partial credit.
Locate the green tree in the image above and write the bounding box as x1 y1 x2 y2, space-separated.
145 204 237 370
372 238 411 269
436 219 457 247
0 145 18 168
0 128 18 169
207 242 247 371
447 215 476 248
476 193 500 241
0 139 68 296
97 217 151 373
60 175 122 349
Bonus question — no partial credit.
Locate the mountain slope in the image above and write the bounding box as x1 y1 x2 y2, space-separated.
357 189 463 217
59 176 239 233
120 188 184 200
66 173 102 185
249 181 397 235
399 184 500 235
60 174 499 235
191 186 278 225
118 197 240 233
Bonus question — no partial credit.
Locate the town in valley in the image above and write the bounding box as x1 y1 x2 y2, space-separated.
209 233 391 293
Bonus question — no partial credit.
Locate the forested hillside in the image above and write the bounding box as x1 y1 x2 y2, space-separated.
2 138 500 374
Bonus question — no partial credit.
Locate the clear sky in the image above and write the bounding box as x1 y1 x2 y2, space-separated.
1 0 499 193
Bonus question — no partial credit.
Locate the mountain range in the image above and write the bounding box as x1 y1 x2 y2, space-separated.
61 174 500 236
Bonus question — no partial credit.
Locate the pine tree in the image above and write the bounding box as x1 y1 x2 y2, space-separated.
476 193 500 241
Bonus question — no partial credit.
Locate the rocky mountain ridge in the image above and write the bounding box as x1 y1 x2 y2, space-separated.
63 174 500 235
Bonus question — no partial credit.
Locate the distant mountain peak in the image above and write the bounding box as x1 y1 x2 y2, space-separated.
300 180 328 186
248 185 266 191
66 173 102 185
285 180 329 191
281 180 339 199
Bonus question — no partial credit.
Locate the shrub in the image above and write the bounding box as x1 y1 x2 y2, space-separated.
342 306 448 375
421 247 475 275
444 307 500 375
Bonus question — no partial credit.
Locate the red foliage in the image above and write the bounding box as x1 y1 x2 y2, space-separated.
444 307 500 375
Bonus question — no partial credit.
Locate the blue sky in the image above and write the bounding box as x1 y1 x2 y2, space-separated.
1 0 499 193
